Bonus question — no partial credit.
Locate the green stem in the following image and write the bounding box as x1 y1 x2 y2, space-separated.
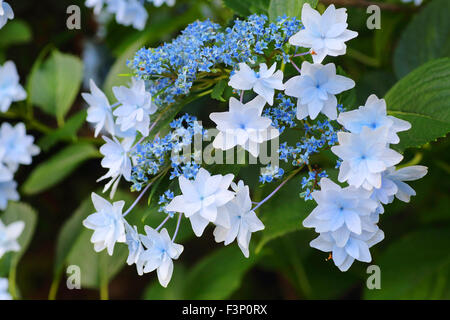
48 273 62 300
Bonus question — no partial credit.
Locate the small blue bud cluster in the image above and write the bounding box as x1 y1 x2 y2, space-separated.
259 165 285 184
299 170 328 200
130 15 301 106
278 118 340 168
263 94 297 133
158 190 175 217
131 114 206 191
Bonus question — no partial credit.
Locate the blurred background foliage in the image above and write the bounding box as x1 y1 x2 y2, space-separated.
0 0 449 299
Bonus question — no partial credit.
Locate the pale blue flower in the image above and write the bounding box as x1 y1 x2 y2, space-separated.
165 168 235 237
152 0 175 6
0 61 26 112
228 63 285 105
85 0 105 14
331 127 403 190
138 227 183 287
210 96 280 157
98 136 134 197
125 223 144 267
310 228 384 272
82 79 115 137
0 180 18 210
0 278 11 300
303 178 378 246
213 181 264 258
0 122 40 173
289 3 358 63
337 95 411 144
0 218 24 258
113 79 157 137
0 1 13 30
0 148 13 182
284 62 355 120
383 165 428 203
108 0 148 31
83 192 126 255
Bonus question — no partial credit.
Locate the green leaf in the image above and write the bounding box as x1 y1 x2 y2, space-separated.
0 203 37 298
268 0 318 21
394 0 450 78
364 228 450 299
255 178 315 253
38 110 87 151
211 79 227 102
22 143 99 195
0 20 32 47
29 50 83 124
385 58 450 151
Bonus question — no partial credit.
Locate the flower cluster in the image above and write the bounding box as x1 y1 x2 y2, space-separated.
0 1 13 29
85 0 175 30
303 95 427 271
131 15 301 106
130 113 206 191
0 61 40 211
82 3 429 288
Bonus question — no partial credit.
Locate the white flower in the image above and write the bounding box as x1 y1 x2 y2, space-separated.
82 79 115 137
303 178 378 246
125 223 144 267
138 227 183 287
83 193 126 255
85 0 105 14
0 278 11 300
331 127 403 190
310 228 384 272
337 95 411 144
228 63 284 106
0 61 26 112
0 218 24 259
108 0 148 31
210 96 280 157
0 122 40 173
0 180 19 210
401 0 422 6
284 62 355 120
0 1 13 30
97 136 134 197
0 148 13 182
213 181 264 258
113 79 157 137
289 4 358 63
152 0 176 7
165 168 235 237
383 165 427 203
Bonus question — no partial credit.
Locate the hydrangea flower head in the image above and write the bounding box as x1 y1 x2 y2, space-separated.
0 218 24 259
82 79 115 137
228 63 285 106
213 181 264 257
289 3 358 63
284 62 355 120
0 61 26 112
0 1 13 29
331 127 403 190
125 223 144 266
138 227 184 287
165 168 235 237
210 96 280 157
337 94 411 144
113 79 157 137
83 193 126 255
